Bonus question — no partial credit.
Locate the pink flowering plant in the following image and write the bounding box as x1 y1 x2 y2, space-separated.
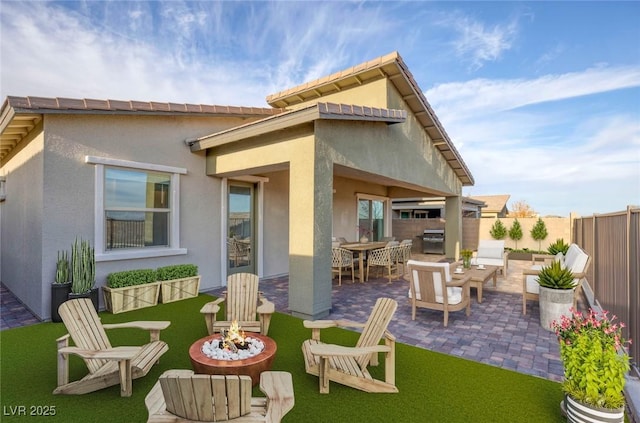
552 308 631 409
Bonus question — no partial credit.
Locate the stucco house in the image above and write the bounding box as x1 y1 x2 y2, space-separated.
0 52 473 321
469 194 510 218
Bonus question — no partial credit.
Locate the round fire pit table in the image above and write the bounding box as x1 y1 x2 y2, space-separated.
189 333 277 386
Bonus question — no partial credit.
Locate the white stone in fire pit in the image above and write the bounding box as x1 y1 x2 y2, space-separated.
201 336 265 361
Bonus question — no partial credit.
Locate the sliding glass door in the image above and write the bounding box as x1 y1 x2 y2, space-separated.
227 182 255 275
358 197 387 241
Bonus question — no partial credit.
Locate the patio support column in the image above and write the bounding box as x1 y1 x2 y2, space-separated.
287 150 333 320
445 196 463 260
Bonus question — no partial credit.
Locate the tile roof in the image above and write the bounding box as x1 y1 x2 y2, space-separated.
3 96 283 116
469 195 511 212
0 96 284 161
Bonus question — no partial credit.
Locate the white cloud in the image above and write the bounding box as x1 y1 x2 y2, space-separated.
452 107 640 216
1 1 638 216
447 15 519 70
426 66 640 123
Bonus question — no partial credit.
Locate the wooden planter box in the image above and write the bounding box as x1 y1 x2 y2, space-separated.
102 282 161 314
159 276 201 304
507 251 533 261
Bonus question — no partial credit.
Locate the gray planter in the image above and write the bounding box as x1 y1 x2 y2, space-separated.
51 282 71 322
539 286 573 331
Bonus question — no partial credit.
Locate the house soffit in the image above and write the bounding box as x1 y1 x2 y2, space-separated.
334 164 450 198
266 51 474 186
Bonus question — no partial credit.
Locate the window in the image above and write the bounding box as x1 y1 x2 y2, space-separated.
86 156 187 261
105 168 170 249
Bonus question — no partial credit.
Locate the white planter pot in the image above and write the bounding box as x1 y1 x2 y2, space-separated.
563 395 625 423
538 286 573 331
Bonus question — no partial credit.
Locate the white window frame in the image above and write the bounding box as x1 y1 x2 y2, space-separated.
86 156 187 262
355 193 391 239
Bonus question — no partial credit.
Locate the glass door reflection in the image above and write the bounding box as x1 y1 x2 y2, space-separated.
227 183 254 275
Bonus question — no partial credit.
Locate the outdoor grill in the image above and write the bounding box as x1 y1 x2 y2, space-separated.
422 229 445 254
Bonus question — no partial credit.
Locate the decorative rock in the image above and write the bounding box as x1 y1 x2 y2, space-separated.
201 336 265 360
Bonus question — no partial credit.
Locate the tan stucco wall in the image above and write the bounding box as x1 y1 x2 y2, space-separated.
283 78 390 110
477 217 572 251
260 169 290 277
2 113 253 319
0 125 45 316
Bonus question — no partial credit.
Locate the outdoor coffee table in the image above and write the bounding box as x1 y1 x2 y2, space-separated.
189 333 277 386
451 264 498 303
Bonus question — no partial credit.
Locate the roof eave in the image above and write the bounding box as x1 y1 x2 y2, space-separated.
188 103 407 152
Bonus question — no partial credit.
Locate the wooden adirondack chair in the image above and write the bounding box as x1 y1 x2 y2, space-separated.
301 297 398 394
145 370 294 423
53 298 170 397
200 273 275 336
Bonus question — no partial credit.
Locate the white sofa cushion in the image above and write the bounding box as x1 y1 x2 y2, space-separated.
525 264 543 294
476 240 505 259
471 240 505 268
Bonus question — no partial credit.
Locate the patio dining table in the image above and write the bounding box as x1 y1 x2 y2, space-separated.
341 241 387 283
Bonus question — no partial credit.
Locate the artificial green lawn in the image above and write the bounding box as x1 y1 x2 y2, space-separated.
0 295 565 422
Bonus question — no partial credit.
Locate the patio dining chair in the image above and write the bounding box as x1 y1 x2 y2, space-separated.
331 247 355 286
395 241 413 276
366 245 401 283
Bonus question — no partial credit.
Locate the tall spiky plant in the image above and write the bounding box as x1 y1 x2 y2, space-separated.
71 238 95 294
55 250 70 283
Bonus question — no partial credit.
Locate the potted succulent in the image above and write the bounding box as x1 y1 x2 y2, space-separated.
537 260 576 331
103 269 160 314
548 238 570 256
51 250 71 322
553 308 631 422
68 237 98 311
157 264 200 303
460 249 473 269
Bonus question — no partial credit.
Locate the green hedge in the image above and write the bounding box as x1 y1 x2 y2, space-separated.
156 264 198 281
107 269 157 288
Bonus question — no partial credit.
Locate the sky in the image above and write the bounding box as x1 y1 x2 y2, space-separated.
1 1 639 217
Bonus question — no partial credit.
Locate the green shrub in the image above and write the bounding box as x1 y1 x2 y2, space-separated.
530 218 548 251
537 260 576 289
156 264 198 281
489 219 507 240
508 219 523 249
107 269 157 288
